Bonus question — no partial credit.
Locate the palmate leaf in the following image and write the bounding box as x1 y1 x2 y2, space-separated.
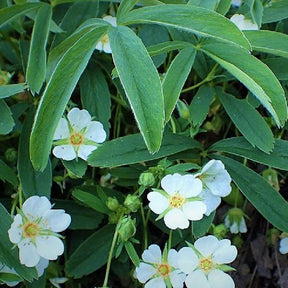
200 39 287 127
30 21 109 171
120 4 250 50
108 25 164 153
214 155 288 232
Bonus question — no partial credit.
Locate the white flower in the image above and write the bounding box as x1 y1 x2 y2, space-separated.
231 0 242 7
224 208 247 234
279 237 288 254
95 15 117 54
147 173 207 230
196 160 232 216
0 263 21 287
53 108 106 161
230 14 259 30
134 244 186 288
178 235 237 288
8 196 71 267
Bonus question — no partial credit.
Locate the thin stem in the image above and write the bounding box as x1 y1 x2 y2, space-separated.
168 230 173 250
102 223 120 288
140 204 148 250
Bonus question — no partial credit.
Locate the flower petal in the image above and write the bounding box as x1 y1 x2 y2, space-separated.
142 244 162 264
95 41 104 51
67 108 91 132
43 210 71 232
168 249 179 268
164 209 189 230
78 145 97 161
103 15 117 27
147 192 169 214
212 239 237 264
177 247 198 274
185 270 210 288
182 201 206 221
8 214 23 244
145 277 166 288
239 217 247 233
161 174 182 196
53 145 76 161
194 235 219 257
170 270 186 288
103 43 112 54
230 14 258 30
36 257 49 277
134 263 156 283
36 236 64 260
23 196 51 219
200 188 221 216
178 175 203 198
18 239 40 267
279 238 288 254
53 118 70 140
84 121 106 143
208 269 235 288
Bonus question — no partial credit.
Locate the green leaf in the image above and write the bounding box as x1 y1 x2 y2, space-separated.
262 0 288 23
125 241 140 267
108 26 164 153
26 4 51 94
244 30 288 59
216 0 233 15
0 159 18 186
117 0 138 20
192 211 215 238
120 4 250 50
88 133 202 168
214 155 288 232
62 159 87 178
30 21 109 171
0 83 28 99
209 137 288 171
18 108 52 199
189 85 213 126
147 41 193 57
0 100 14 135
79 63 111 134
218 90 274 153
163 47 196 123
263 57 288 81
200 39 287 127
72 189 110 214
65 225 115 278
0 3 39 27
0 203 37 281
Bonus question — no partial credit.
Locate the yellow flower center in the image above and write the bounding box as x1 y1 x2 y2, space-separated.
69 132 84 146
100 34 109 44
169 193 185 208
157 263 170 277
23 222 39 239
199 257 213 272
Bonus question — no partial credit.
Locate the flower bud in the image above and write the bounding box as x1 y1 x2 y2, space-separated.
106 197 120 211
0 70 11 86
118 216 136 242
176 100 190 120
224 207 247 234
262 168 279 191
5 148 17 163
124 194 141 213
213 224 228 239
138 172 155 187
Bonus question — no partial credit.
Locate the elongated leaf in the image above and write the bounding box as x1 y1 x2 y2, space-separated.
147 41 193 57
262 0 288 23
263 58 288 81
26 4 51 94
163 47 196 123
88 133 202 167
30 22 109 171
108 26 164 153
218 90 274 153
120 5 250 50
0 83 28 99
18 108 52 199
65 225 115 278
0 100 14 135
209 137 288 171
62 159 87 178
201 39 287 127
0 203 37 281
0 159 18 186
117 0 138 20
192 211 215 238
244 30 288 59
214 155 288 232
0 3 39 27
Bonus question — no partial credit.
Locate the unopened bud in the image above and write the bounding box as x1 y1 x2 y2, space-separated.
118 216 136 242
106 197 120 211
138 172 155 187
5 148 17 163
124 194 141 213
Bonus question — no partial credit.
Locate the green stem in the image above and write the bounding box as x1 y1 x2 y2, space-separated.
168 230 173 250
140 204 148 250
102 223 120 288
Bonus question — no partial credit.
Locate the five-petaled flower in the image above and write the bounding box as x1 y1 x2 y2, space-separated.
134 244 186 288
8 196 71 267
52 108 106 161
230 14 258 30
178 235 237 288
147 173 207 230
196 160 232 216
95 15 117 54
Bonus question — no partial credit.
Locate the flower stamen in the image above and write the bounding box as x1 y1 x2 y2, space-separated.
199 257 213 273
157 263 170 277
169 193 185 208
23 222 39 239
69 132 84 146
